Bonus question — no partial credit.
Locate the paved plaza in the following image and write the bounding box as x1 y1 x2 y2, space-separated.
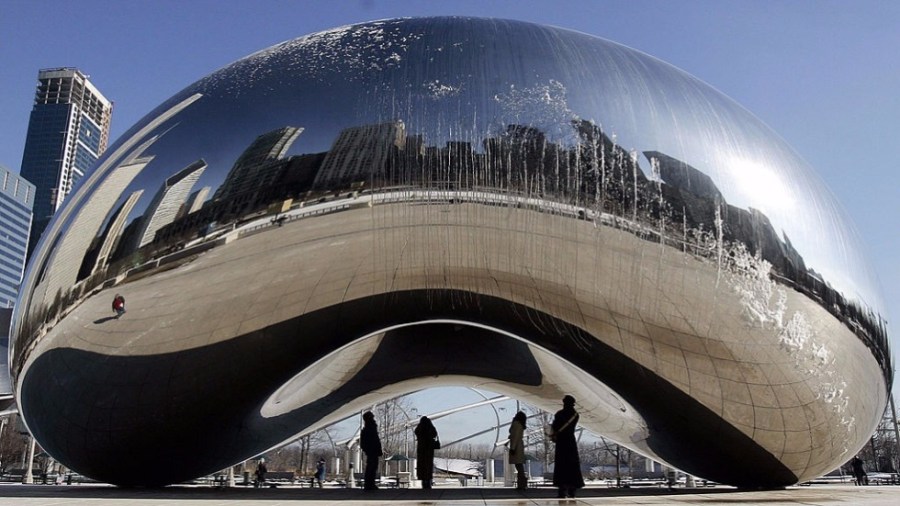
0 484 898 505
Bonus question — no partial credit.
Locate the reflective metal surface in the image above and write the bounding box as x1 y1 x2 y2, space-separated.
10 17 891 487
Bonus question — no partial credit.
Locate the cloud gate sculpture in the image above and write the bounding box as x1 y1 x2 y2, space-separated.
10 17 891 488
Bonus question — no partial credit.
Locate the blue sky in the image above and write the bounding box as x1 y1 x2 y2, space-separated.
2 0 898 417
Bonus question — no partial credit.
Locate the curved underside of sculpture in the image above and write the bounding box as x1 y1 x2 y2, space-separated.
11 17 890 488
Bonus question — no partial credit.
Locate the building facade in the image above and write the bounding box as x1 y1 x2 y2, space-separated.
213 127 303 202
136 159 207 248
19 68 112 256
0 165 34 308
312 120 406 188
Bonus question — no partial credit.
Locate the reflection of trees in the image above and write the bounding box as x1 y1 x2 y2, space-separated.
854 403 900 475
0 416 32 474
372 397 415 463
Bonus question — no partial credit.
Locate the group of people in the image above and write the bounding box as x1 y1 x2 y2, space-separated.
254 457 326 488
360 411 441 490
360 395 585 498
504 395 586 497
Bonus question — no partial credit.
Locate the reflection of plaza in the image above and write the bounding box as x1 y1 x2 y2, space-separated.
67 118 889 386
29 200 880 486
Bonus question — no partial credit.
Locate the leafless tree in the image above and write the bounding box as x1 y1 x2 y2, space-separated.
0 416 32 473
593 437 633 486
262 429 334 475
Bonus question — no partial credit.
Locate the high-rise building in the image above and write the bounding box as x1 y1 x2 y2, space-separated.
177 186 210 220
136 159 207 248
312 120 406 188
19 68 113 256
0 165 35 309
213 126 303 202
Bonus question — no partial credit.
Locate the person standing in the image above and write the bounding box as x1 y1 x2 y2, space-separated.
551 395 584 498
851 456 867 486
414 416 439 489
315 457 326 488
508 411 528 490
255 459 267 488
360 411 383 490
112 294 126 318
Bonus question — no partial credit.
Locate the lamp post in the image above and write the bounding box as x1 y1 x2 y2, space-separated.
22 435 36 484
0 417 7 467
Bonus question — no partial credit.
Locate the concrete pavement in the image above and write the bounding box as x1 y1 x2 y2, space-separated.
0 483 898 505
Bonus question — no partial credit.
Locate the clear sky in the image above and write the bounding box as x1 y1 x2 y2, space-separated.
2 0 898 421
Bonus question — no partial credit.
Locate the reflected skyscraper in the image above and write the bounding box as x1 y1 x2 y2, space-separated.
313 120 406 188
19 68 112 256
90 189 144 276
32 150 153 311
136 160 207 248
214 127 303 202
177 186 210 220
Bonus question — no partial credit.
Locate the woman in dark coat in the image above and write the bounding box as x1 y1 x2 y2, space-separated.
414 416 439 489
551 395 584 498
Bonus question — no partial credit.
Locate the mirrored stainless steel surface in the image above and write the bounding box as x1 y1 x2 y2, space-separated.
10 17 891 487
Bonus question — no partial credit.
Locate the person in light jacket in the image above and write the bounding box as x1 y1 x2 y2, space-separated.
508 411 528 490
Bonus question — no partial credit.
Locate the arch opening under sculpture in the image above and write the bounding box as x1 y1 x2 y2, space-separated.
21 292 796 487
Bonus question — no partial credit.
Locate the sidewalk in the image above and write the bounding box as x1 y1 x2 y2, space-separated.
0 483 898 505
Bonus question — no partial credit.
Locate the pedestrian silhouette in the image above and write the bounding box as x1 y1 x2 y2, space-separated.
851 456 867 486
360 411 383 490
315 457 326 488
551 395 584 498
255 459 267 488
414 416 439 489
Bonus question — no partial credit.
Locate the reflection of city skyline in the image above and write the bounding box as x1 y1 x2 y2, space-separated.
74 117 889 385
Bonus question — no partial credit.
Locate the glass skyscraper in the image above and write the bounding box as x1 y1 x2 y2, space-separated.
0 165 34 308
19 68 112 257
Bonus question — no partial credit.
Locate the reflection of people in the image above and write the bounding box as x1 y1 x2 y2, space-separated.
112 294 126 318
851 456 867 486
551 395 584 498
414 416 439 489
360 411 383 490
508 411 527 490
255 459 267 488
315 457 326 488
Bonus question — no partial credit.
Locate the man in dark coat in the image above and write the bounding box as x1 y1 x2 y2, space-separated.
551 395 585 498
851 456 867 486
414 416 439 489
254 459 267 488
360 411 383 490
